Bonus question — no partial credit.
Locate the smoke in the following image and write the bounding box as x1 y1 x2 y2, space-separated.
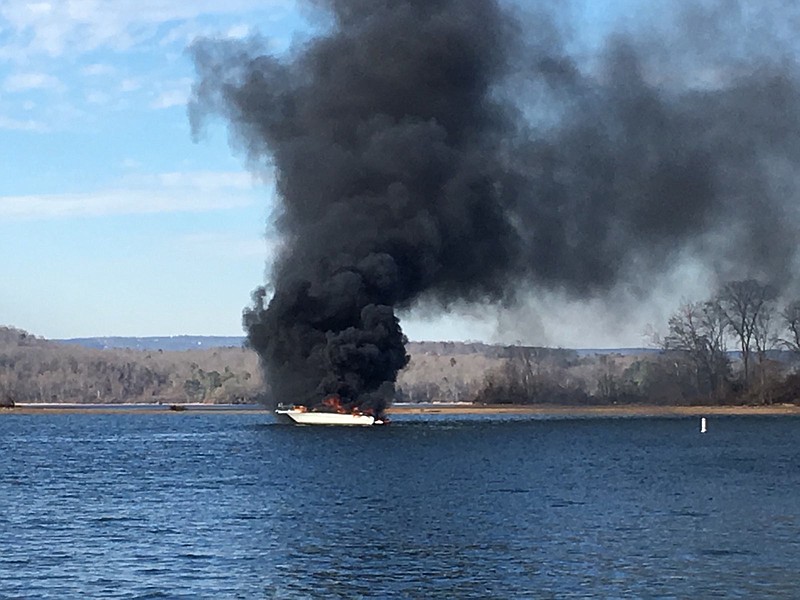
190 0 800 410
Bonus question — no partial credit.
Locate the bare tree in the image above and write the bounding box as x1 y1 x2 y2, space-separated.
753 304 779 362
663 300 729 400
0 327 263 404
780 300 800 353
717 279 777 388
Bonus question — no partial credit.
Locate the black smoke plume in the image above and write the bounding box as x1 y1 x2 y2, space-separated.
190 0 800 411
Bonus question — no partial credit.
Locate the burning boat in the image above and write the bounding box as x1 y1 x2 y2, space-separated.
275 396 386 426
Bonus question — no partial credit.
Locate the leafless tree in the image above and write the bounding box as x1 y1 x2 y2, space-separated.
753 304 779 361
717 279 776 388
663 300 729 399
0 327 262 404
780 300 800 353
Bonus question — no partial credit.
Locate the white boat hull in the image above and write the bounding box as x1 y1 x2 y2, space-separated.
275 408 380 426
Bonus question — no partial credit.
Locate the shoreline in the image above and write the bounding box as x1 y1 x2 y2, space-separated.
388 403 800 417
1 404 270 415
2 403 800 417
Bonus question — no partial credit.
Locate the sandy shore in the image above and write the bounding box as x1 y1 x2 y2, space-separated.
1 404 270 416
388 403 800 417
3 403 800 417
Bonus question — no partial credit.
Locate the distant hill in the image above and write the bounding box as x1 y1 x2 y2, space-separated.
2 328 260 404
8 327 797 406
56 336 246 351
574 347 659 357
56 336 652 355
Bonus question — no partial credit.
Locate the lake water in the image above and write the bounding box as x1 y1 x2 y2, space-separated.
1 412 799 598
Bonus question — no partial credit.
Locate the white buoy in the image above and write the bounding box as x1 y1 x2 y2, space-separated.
700 417 707 433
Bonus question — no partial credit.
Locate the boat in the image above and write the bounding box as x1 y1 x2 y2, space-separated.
275 404 385 426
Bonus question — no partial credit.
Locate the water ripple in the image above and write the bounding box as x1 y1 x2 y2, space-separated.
1 414 799 597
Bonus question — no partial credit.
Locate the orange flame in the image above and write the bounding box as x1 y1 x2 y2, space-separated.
320 395 348 413
312 394 373 416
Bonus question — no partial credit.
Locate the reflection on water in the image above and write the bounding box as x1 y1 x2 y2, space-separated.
1 413 799 597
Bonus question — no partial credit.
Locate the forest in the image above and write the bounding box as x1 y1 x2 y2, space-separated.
2 280 800 407
0 327 261 406
468 279 800 406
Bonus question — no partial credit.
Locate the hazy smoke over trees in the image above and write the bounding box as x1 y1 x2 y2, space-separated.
190 0 800 410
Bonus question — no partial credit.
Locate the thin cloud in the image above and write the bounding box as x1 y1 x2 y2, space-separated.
160 20 254 47
0 0 291 59
120 158 142 169
148 76 193 109
225 24 252 39
4 72 63 92
85 90 110 105
176 231 277 259
0 171 260 220
119 78 142 93
0 114 48 131
151 170 256 188
150 89 188 110
81 63 115 77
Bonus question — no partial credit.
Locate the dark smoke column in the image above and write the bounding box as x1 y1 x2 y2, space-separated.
192 0 800 411
190 0 523 413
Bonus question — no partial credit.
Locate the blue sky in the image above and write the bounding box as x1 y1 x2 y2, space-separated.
0 0 676 347
0 0 302 339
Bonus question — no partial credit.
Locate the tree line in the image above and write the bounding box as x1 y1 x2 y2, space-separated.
658 279 800 404
473 279 800 406
0 327 263 405
4 280 800 407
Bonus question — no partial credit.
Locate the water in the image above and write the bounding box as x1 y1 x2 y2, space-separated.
1 413 799 598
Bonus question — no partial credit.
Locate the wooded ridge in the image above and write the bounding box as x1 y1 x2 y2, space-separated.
4 278 800 407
